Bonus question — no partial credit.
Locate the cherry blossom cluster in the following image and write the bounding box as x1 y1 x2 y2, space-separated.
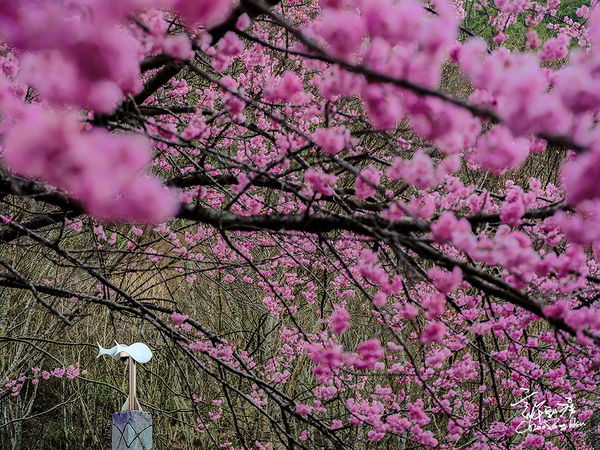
2 365 86 397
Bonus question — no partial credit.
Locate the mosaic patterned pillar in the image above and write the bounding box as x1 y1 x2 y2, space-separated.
112 410 152 449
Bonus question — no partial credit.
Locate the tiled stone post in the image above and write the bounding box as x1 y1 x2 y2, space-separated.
112 410 152 450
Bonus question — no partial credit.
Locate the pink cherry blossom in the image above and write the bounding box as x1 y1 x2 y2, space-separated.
420 321 447 344
172 0 233 27
304 169 337 196
428 266 463 293
469 126 530 175
314 10 366 59
312 126 351 155
330 306 350 334
171 312 189 323
355 165 381 199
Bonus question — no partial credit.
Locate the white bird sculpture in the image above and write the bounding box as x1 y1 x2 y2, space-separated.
97 341 153 364
97 341 153 411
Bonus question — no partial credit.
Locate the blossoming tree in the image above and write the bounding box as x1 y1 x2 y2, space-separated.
1 0 600 448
